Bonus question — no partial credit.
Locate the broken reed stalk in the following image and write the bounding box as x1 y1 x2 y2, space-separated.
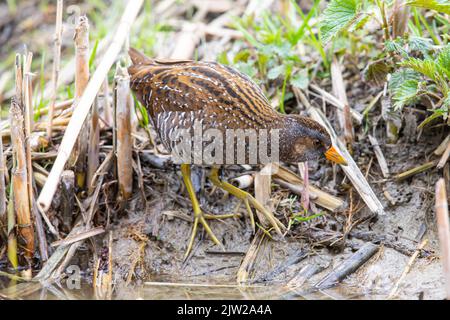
331 56 354 146
435 179 450 300
309 84 363 124
87 97 100 194
69 15 90 189
38 0 144 211
237 229 266 284
7 184 18 269
254 164 273 228
47 0 64 140
59 170 75 232
295 88 384 215
0 115 6 222
315 242 379 289
99 79 113 128
23 52 48 261
395 160 437 181
271 164 344 212
368 135 390 178
10 97 34 264
114 66 133 200
437 142 450 169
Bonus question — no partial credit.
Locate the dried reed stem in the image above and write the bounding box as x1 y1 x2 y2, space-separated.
23 52 49 261
331 56 354 145
368 134 390 178
10 97 34 262
435 178 450 300
0 116 6 221
47 0 64 140
7 185 18 269
114 66 133 200
38 0 144 211
87 97 100 194
295 88 384 215
254 164 273 227
68 15 90 189
99 79 113 128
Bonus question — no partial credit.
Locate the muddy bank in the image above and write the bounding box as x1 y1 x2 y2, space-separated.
105 128 447 300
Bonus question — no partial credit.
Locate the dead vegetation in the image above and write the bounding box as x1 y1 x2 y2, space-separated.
0 0 449 300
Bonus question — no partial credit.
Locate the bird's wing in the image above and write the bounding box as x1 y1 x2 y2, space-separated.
129 60 278 132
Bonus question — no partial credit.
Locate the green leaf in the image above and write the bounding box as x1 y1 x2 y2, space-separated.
292 212 324 223
392 79 420 110
389 68 421 94
319 0 364 44
437 45 450 79
290 70 309 89
406 0 450 15
401 57 441 82
267 64 286 80
89 39 99 71
408 36 433 54
385 38 409 57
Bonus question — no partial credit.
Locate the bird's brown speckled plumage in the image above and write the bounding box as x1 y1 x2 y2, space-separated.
128 48 332 164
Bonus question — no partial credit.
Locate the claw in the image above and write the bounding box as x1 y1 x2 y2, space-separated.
209 167 285 236
181 164 225 260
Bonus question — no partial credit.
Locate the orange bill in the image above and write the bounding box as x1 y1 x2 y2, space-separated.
325 145 348 166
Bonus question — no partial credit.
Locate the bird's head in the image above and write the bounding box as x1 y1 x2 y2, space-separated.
279 114 347 166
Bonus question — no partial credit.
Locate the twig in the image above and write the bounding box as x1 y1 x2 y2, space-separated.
435 179 450 300
315 242 379 289
434 135 450 156
10 97 34 264
114 65 133 200
387 239 428 299
51 226 105 247
87 96 100 194
59 170 75 232
331 56 354 145
23 51 48 261
230 174 254 189
437 142 450 169
309 84 363 124
236 230 266 284
47 0 63 140
272 164 344 212
295 88 384 215
0 114 6 221
395 161 437 181
368 135 390 178
69 15 90 189
37 0 144 211
254 164 273 227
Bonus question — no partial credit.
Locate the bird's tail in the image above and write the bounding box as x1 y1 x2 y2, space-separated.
128 47 154 65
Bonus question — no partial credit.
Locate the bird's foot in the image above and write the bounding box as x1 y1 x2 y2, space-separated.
185 207 224 260
208 168 285 236
181 164 225 260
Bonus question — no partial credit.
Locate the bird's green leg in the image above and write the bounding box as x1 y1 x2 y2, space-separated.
181 164 223 259
208 167 284 236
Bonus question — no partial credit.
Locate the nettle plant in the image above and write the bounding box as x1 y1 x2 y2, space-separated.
220 0 327 113
319 0 450 132
224 0 449 141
